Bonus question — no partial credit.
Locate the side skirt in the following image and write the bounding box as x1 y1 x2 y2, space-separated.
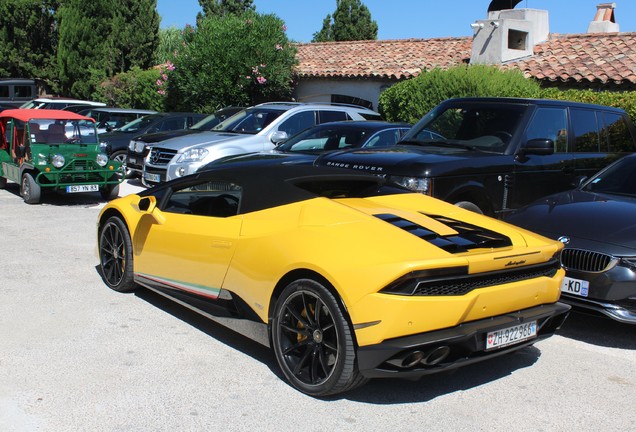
135 274 270 348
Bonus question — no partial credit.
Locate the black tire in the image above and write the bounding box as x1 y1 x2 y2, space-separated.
111 151 133 179
271 279 366 396
21 172 41 204
454 200 483 214
100 184 120 201
98 216 136 292
0 176 6 189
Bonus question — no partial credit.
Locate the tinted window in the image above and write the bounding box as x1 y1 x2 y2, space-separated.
163 180 242 217
411 106 524 153
14 85 33 98
212 108 282 134
318 110 349 124
157 117 185 132
365 128 407 148
602 112 635 152
0 86 9 98
571 109 600 152
525 107 568 152
278 111 316 136
583 157 636 196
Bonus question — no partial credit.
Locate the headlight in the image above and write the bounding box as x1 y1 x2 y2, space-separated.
96 153 109 167
177 148 209 163
621 258 636 271
37 153 48 166
128 141 135 150
389 176 431 194
51 154 65 168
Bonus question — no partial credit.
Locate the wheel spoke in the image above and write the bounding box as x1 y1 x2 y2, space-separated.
284 303 309 329
282 338 310 355
292 345 313 376
301 292 315 327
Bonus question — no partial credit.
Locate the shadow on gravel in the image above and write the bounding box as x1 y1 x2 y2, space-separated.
556 310 636 350
2 181 107 207
134 288 279 373
108 280 542 404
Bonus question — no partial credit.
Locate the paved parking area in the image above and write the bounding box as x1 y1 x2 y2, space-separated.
1 180 635 431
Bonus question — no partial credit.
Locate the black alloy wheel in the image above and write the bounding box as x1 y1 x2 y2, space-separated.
99 216 136 292
272 279 366 396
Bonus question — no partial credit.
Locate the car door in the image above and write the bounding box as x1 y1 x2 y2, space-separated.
133 178 243 298
510 106 575 209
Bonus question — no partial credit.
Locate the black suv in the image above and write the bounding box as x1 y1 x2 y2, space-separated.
100 112 206 177
316 97 636 217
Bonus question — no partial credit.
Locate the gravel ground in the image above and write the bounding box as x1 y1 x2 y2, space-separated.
0 179 635 432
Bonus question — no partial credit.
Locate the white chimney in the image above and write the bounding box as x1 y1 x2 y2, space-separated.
587 3 619 33
470 8 549 65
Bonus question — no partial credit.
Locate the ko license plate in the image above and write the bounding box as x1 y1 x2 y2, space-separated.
144 172 161 183
561 276 589 297
66 184 99 193
486 321 537 350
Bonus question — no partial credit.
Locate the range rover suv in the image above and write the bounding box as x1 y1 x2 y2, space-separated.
142 102 381 186
316 97 636 217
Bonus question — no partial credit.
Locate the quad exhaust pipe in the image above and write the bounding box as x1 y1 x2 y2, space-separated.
398 346 451 368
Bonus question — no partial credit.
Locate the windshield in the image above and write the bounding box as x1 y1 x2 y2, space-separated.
118 114 161 133
278 126 374 154
29 119 98 145
211 108 283 134
403 105 525 153
583 157 636 197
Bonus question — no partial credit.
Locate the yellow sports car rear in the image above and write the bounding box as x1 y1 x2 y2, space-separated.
97 163 569 396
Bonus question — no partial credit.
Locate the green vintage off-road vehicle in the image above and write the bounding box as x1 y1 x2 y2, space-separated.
0 109 123 204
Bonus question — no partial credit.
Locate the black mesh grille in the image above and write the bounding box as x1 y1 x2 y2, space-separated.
560 248 616 272
374 213 512 253
411 261 560 296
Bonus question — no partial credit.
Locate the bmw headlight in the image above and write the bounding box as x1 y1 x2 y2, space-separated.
51 154 65 168
177 148 209 163
96 153 109 167
389 176 431 194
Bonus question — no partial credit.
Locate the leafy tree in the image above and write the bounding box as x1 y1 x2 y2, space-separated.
57 0 159 99
312 0 377 42
197 0 255 23
111 0 160 73
166 11 297 112
154 27 185 64
0 0 59 82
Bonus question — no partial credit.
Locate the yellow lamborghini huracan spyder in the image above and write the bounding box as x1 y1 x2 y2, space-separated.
97 162 570 396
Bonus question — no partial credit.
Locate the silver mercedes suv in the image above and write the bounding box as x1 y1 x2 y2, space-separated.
142 102 381 186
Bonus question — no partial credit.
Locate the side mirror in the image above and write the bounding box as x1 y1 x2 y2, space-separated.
520 138 554 156
271 130 288 144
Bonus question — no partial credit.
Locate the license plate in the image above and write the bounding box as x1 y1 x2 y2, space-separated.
129 157 137 165
561 276 589 297
144 172 161 183
486 321 537 350
66 184 99 193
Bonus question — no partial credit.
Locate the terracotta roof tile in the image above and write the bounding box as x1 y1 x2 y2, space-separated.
296 33 636 86
295 37 472 80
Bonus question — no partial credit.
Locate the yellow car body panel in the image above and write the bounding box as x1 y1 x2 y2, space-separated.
101 189 564 348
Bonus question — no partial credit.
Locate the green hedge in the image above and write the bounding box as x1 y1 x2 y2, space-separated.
379 65 636 124
93 67 166 111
